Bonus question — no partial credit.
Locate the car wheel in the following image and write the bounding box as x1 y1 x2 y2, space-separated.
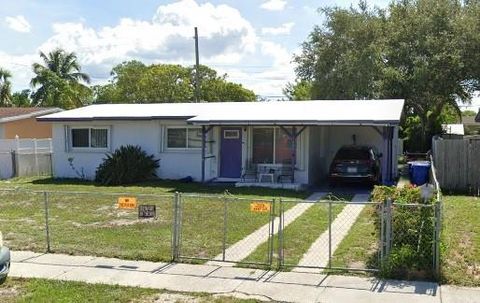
0 275 6 285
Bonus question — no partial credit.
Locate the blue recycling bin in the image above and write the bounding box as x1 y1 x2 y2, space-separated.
408 161 431 186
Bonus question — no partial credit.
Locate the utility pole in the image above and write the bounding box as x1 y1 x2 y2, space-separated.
194 27 200 103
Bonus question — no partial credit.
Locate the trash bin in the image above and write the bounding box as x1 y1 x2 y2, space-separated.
408 161 431 186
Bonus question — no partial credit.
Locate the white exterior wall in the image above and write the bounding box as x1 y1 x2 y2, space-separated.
51 120 215 181
51 121 397 185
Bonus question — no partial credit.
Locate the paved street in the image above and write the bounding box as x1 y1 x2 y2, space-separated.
9 251 480 303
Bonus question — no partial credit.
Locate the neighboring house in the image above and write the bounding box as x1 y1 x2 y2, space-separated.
462 114 480 135
442 123 465 138
37 100 404 188
0 107 62 139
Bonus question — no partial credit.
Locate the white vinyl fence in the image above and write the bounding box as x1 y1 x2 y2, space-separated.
0 138 53 179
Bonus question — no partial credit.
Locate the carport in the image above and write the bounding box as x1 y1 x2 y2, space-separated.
187 99 404 186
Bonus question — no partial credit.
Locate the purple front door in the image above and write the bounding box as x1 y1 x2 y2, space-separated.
220 128 242 178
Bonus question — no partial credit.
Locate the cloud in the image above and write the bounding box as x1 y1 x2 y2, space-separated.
5 15 31 33
261 22 294 35
3 0 297 96
39 0 257 67
260 0 287 11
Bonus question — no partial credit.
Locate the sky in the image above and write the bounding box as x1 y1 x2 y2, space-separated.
0 0 393 98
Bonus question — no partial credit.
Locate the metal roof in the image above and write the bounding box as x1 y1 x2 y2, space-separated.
37 100 404 126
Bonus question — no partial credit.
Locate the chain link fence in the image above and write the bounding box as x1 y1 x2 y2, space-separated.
174 194 275 267
0 186 442 279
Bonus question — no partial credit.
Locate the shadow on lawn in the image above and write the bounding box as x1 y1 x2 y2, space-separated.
28 177 310 199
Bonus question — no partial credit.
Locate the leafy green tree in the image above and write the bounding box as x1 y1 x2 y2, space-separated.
283 80 313 100
94 61 255 103
31 48 92 109
11 89 32 107
0 68 12 106
293 0 480 151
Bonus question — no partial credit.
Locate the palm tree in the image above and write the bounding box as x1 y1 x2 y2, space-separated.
31 48 91 108
0 68 12 107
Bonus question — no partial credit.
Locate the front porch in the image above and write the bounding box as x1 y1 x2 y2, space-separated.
235 181 305 191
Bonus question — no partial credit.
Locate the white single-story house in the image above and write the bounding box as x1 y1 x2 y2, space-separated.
37 100 404 189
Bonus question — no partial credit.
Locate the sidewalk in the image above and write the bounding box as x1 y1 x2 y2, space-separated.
9 251 480 303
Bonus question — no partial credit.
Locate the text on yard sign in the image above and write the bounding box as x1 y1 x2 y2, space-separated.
138 205 156 219
118 197 137 209
250 201 271 213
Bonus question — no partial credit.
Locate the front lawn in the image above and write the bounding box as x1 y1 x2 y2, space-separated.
441 195 480 286
0 177 309 263
0 278 258 303
330 204 379 272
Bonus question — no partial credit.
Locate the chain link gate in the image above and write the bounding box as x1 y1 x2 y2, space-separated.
172 192 276 267
277 198 381 272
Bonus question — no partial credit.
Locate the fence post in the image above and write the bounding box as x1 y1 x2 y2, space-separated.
172 191 181 262
43 191 51 253
268 198 275 267
328 200 332 269
33 138 39 176
222 195 228 262
385 198 393 256
277 198 284 269
380 200 385 263
434 201 441 279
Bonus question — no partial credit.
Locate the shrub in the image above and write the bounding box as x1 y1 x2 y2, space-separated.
95 145 159 185
372 185 437 280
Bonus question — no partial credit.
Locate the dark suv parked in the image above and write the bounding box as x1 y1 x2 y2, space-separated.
328 145 382 186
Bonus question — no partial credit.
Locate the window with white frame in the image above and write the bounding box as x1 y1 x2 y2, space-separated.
166 127 202 149
71 127 109 149
252 127 294 164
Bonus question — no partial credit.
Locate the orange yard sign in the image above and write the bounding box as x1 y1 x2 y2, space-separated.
250 201 271 213
118 197 137 209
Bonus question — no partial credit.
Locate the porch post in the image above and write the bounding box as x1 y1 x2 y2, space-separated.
201 125 206 183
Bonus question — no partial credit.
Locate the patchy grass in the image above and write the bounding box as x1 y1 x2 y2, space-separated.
241 193 352 268
442 195 480 286
0 278 259 303
0 177 309 262
330 204 379 273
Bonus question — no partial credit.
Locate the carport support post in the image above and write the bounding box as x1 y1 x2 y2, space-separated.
43 191 51 253
383 126 394 185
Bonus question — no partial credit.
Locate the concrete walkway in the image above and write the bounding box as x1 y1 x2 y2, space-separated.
207 192 326 266
9 251 479 303
295 193 370 271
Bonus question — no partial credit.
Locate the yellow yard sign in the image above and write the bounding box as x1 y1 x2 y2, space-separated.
250 201 271 213
118 197 137 209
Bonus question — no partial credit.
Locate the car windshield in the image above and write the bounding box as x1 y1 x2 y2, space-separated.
335 147 370 160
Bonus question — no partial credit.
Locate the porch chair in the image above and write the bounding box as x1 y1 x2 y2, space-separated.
277 159 295 183
241 160 258 182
